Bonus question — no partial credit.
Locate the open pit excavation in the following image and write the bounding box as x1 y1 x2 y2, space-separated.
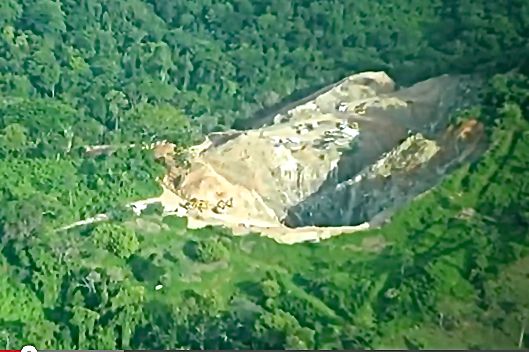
133 71 487 244
68 71 487 244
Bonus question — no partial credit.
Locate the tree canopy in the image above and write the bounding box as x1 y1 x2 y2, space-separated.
1 0 529 349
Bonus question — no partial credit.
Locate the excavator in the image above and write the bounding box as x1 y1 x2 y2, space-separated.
353 102 367 115
183 196 234 214
213 197 234 214
183 198 210 212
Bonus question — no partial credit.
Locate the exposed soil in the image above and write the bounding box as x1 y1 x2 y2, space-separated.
137 71 486 244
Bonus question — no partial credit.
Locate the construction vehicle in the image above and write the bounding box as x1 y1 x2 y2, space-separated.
183 196 233 213
196 200 209 212
183 198 210 212
217 197 234 209
212 197 234 214
336 102 349 112
182 198 196 210
353 102 367 115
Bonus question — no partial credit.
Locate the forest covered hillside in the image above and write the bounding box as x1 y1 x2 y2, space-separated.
1 0 529 349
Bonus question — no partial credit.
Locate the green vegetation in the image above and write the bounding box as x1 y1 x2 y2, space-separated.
141 202 165 216
1 0 529 349
91 223 140 259
184 236 229 264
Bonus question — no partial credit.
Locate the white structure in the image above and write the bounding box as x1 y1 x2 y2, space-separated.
341 126 360 138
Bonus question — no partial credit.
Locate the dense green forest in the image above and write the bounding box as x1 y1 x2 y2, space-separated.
1 0 529 349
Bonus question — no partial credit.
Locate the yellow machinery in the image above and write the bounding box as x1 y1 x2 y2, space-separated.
353 102 367 115
212 197 234 214
183 197 233 213
183 198 210 212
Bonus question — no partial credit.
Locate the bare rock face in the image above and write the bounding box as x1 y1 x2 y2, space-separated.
164 71 485 237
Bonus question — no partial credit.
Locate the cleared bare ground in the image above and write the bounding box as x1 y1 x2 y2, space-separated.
134 71 486 244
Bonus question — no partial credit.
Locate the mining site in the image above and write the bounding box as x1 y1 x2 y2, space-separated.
128 71 487 244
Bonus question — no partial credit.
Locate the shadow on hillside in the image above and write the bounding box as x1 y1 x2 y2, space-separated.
232 78 346 130
283 117 487 228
